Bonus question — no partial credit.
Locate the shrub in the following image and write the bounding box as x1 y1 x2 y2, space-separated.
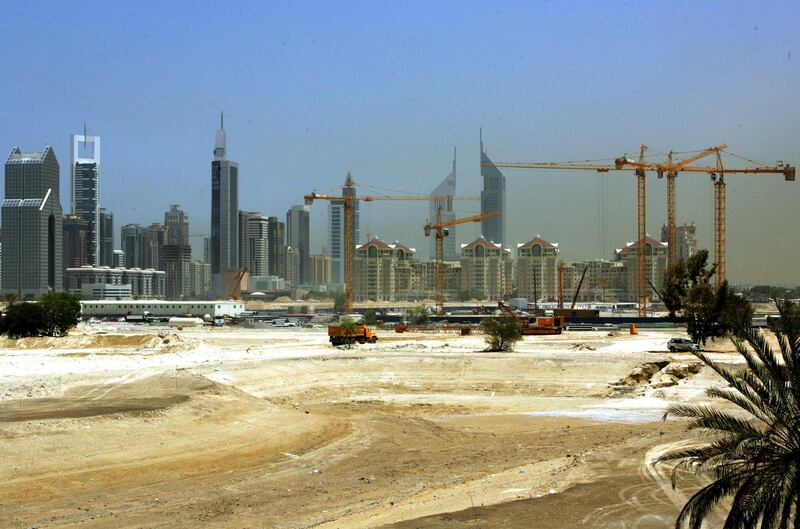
39 292 81 337
3 302 47 338
481 315 522 352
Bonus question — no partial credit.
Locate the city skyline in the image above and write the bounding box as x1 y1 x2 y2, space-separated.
1 2 798 284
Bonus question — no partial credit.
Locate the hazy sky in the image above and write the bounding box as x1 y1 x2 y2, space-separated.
1 1 798 284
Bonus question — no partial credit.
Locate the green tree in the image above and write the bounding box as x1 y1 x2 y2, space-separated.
408 306 429 325
39 292 82 337
662 260 689 317
333 293 347 314
362 309 378 326
3 302 47 338
481 315 522 352
656 300 800 528
662 250 753 345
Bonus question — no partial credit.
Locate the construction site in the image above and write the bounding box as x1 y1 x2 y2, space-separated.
2 140 796 529
0 320 744 528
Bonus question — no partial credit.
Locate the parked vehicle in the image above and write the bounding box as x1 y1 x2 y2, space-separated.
125 311 152 324
328 323 378 346
668 337 700 352
271 318 299 327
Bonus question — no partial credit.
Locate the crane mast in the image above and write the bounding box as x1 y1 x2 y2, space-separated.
484 146 793 311
305 191 479 313
424 209 500 315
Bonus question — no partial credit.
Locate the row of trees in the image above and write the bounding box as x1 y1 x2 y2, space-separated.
1 292 81 338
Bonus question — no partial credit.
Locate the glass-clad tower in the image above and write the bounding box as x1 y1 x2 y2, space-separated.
211 113 239 296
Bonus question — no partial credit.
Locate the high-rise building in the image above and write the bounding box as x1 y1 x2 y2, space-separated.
429 149 457 260
203 236 210 264
2 146 63 298
328 173 359 284
286 204 310 284
162 243 191 299
460 237 511 301
285 246 299 288
164 204 189 246
516 237 560 302
267 216 286 278
162 205 191 299
190 260 211 298
144 223 165 271
98 208 113 267
121 223 146 269
211 112 239 296
479 131 506 245
661 222 698 263
353 238 416 302
70 133 101 266
309 254 331 285
239 211 269 276
615 237 668 302
63 215 89 283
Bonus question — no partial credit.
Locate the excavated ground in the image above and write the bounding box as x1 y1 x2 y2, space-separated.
0 325 743 528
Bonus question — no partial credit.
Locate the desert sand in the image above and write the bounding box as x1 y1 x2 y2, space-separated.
0 324 742 528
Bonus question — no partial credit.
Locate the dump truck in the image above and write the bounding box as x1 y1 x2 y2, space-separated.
328 323 378 346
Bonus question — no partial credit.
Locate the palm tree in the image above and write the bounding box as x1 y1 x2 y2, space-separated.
656 301 799 528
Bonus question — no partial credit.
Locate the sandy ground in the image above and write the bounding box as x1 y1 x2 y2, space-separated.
0 324 744 528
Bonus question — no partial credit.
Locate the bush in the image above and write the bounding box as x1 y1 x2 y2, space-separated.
481 315 522 352
408 306 428 325
39 292 81 337
0 292 81 339
362 309 378 325
3 302 47 338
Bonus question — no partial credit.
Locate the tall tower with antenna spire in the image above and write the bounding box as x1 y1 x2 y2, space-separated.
210 111 239 296
70 127 101 266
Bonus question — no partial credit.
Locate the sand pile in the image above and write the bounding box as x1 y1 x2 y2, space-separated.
0 373 238 422
0 331 198 352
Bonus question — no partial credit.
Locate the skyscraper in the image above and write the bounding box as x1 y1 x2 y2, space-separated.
203 236 210 264
239 211 270 277
164 204 189 246
328 173 359 284
267 216 286 278
211 112 239 296
121 223 146 269
143 223 165 270
70 132 100 266
286 204 310 284
479 131 506 245
285 245 299 288
163 204 191 299
2 146 64 298
62 214 89 285
98 208 113 267
429 149 457 260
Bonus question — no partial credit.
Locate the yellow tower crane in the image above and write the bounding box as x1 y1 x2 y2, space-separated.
424 209 500 315
305 191 479 313
483 147 793 314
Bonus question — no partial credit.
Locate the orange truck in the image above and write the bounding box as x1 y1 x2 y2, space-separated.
328 323 378 346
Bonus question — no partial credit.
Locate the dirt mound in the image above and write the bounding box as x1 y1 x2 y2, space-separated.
614 361 669 386
0 373 238 422
0 331 196 352
612 360 706 391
